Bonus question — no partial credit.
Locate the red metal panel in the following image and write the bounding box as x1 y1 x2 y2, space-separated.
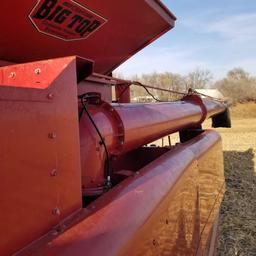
0 0 176 74
115 84 131 103
0 56 92 89
0 57 91 255
16 130 224 255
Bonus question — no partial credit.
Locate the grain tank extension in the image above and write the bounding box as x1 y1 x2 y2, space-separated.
0 1 230 255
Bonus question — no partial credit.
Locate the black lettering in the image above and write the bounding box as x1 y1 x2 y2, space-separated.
75 19 90 34
67 14 83 28
54 9 72 24
46 6 62 21
80 20 101 36
33 0 57 19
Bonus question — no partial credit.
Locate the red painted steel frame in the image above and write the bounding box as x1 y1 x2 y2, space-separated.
0 56 226 255
16 130 225 256
0 1 227 255
0 56 93 256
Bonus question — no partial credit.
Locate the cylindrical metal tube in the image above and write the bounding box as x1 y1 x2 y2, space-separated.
79 95 226 194
80 97 225 155
112 99 225 153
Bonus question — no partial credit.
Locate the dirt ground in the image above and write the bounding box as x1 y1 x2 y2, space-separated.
204 103 256 256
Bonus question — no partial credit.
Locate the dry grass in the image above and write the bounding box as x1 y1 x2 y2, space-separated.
230 101 256 119
204 103 256 256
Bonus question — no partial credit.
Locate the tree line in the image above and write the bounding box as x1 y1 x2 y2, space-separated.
115 68 256 103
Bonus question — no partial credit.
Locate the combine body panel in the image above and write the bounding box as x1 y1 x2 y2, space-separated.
0 1 228 255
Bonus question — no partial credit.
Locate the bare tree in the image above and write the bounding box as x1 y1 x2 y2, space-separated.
132 72 187 101
115 68 256 103
227 68 249 81
186 69 213 89
215 68 256 103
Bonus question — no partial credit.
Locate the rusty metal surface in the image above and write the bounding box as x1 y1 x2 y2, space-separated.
16 130 224 256
0 57 90 255
0 0 175 74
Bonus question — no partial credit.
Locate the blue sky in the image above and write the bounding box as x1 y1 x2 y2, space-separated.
115 0 256 80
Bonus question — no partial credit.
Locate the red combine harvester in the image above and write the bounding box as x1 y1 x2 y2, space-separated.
0 1 231 255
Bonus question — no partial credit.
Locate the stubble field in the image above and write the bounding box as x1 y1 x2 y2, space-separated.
208 103 256 256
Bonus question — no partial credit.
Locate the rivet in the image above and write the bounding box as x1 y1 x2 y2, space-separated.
35 68 41 75
47 93 54 100
52 207 61 216
50 169 57 177
48 132 57 139
9 72 16 78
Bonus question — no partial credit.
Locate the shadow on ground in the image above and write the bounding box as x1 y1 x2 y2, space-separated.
217 149 256 256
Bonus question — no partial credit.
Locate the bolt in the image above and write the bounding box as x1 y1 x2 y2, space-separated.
56 224 66 232
47 93 54 100
112 156 117 161
50 169 57 177
9 72 16 78
51 230 58 236
48 132 57 139
35 68 41 75
52 207 61 216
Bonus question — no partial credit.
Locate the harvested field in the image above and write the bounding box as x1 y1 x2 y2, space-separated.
204 103 256 256
154 103 256 254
